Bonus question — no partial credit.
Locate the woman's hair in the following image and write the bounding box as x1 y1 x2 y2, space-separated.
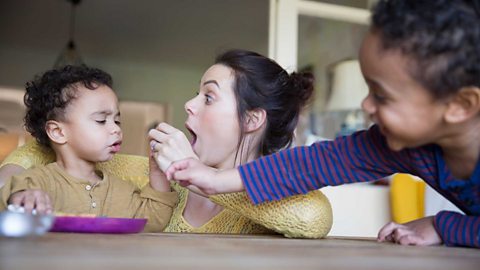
24 65 113 147
215 49 314 161
372 0 480 98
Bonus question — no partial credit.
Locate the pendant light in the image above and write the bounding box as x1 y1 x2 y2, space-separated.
53 0 84 68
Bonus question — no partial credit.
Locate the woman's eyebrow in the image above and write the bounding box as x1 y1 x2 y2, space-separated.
203 80 220 89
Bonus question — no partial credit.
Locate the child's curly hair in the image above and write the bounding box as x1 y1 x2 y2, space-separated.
372 0 480 98
24 65 113 147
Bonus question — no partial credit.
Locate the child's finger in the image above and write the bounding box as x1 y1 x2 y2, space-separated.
165 159 192 180
22 194 37 214
44 194 53 214
8 191 26 206
377 221 401 241
34 193 53 215
397 233 419 246
34 195 48 214
392 227 414 244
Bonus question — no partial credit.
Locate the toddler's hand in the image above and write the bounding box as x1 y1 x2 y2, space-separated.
8 189 53 215
377 216 442 246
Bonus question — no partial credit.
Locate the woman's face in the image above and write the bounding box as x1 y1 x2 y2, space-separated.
184 64 241 169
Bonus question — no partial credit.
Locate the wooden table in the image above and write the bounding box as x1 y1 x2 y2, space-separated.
1 233 479 270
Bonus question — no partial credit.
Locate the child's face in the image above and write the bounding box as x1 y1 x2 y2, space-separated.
184 64 241 169
62 84 122 162
359 31 449 151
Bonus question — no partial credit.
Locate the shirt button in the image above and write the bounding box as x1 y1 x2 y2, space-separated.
91 202 97 208
85 185 92 191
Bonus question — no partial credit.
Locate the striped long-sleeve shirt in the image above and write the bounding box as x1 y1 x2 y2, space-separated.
238 125 480 248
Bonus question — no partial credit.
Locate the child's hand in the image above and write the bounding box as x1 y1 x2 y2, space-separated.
148 122 198 172
8 189 53 215
165 158 219 195
377 216 442 246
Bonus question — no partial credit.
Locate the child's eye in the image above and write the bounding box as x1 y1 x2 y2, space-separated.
115 120 121 126
372 92 387 103
96 120 106 124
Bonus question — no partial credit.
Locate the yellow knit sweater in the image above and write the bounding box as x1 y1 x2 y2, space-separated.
1 140 333 238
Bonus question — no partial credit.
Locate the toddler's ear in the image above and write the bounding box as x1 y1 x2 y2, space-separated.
244 108 266 133
444 87 480 124
45 120 67 144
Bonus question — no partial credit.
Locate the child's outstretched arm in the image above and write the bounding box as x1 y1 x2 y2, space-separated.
165 158 243 195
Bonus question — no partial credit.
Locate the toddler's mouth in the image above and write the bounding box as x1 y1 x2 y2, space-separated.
110 141 122 153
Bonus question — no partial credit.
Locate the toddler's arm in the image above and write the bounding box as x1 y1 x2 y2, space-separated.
7 189 53 215
0 172 53 215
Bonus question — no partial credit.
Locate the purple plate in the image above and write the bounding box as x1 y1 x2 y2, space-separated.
50 216 147 234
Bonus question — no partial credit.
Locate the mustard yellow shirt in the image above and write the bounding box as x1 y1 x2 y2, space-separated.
0 163 177 232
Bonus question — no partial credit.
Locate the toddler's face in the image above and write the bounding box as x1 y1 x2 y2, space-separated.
358 31 449 151
62 84 122 162
183 64 241 169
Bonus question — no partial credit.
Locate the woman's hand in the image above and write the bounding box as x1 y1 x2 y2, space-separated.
148 122 197 172
377 216 442 246
8 189 53 215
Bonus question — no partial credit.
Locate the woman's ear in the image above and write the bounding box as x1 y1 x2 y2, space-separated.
45 120 67 144
444 87 480 124
244 109 267 133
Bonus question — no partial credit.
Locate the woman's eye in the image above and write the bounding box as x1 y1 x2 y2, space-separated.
205 94 213 104
96 120 106 124
115 120 121 126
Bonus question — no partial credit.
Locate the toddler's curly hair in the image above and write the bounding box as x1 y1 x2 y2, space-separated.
24 65 113 147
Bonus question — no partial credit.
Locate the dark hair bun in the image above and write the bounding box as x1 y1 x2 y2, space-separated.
289 72 315 108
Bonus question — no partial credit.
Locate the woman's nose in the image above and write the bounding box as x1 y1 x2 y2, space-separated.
184 97 196 115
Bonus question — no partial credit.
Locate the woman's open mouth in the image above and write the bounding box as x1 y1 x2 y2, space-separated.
185 125 197 146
